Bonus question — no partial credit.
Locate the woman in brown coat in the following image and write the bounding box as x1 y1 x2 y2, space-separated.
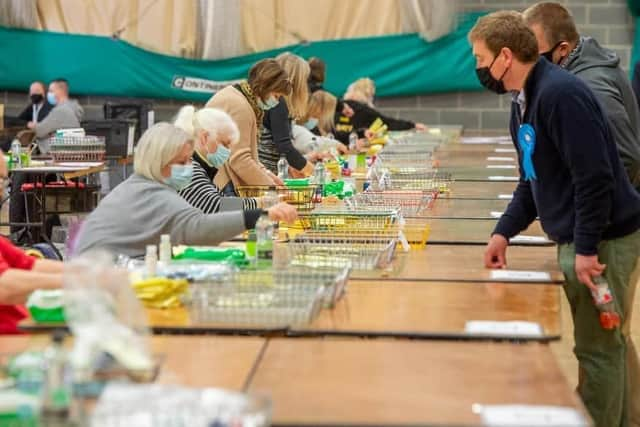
206 59 292 195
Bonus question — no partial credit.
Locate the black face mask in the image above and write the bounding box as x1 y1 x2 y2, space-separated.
475 55 509 95
30 94 44 104
541 41 565 65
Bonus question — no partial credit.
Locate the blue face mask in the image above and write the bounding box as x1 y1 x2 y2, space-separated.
164 164 193 191
47 92 57 106
257 96 279 110
303 118 319 130
206 144 231 168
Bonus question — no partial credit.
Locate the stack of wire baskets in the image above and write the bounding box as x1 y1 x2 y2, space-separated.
47 135 106 162
236 185 319 212
189 263 351 327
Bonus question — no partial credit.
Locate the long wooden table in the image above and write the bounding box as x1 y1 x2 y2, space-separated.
247 338 590 426
446 180 517 199
426 198 513 219
2 335 264 390
351 244 564 283
429 218 551 246
290 280 561 341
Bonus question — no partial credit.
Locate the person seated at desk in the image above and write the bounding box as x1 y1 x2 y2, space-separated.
74 123 297 258
0 153 64 333
205 59 291 195
334 78 426 145
28 78 84 143
293 91 348 155
16 81 53 126
174 105 261 213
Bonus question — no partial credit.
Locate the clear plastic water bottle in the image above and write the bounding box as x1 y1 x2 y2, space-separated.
11 139 22 168
263 188 279 240
277 155 288 181
591 276 621 330
41 330 72 419
255 213 273 268
312 161 325 202
348 132 358 152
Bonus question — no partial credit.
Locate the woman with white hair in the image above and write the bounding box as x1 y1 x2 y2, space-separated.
174 105 261 213
74 123 297 258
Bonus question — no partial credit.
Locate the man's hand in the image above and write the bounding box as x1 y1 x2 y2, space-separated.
484 234 509 269
575 254 606 292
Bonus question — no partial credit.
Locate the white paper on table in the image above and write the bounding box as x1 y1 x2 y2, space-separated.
490 270 552 282
495 148 516 153
490 211 504 218
488 176 519 181
477 404 587 426
510 235 552 244
465 321 543 337
487 165 517 169
462 136 512 144
486 157 515 162
498 194 513 200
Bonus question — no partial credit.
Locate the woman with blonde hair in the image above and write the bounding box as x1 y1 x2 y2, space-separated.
258 52 314 177
206 59 292 195
75 123 297 258
344 78 376 107
174 105 262 213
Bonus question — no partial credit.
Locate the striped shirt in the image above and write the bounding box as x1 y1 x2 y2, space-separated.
179 152 258 213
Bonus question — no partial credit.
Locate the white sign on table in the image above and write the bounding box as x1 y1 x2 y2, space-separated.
490 270 552 282
487 165 517 169
490 211 504 218
486 157 515 162
510 235 552 244
465 321 543 337
488 176 519 181
495 148 516 153
498 194 514 200
475 404 587 426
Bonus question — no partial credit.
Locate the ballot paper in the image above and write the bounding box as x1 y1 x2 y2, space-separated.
510 235 552 244
476 404 587 426
488 176 519 181
490 270 552 282
495 148 516 153
490 211 504 218
465 321 543 337
487 165 517 169
498 194 513 200
486 157 515 162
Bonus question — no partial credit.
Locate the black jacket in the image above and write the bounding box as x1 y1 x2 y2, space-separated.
262 98 307 170
17 101 53 123
494 58 640 255
334 100 415 144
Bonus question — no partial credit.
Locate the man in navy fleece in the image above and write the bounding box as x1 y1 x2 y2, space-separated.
469 11 640 427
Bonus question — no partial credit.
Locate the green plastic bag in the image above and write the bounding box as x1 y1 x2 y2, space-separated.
26 290 65 323
172 247 248 267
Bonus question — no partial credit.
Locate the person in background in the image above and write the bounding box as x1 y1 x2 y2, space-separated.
17 81 52 125
28 78 84 143
174 105 261 213
206 59 291 194
293 90 348 154
344 78 376 108
75 123 297 258
334 78 426 145
0 153 64 333
470 11 640 426
308 57 326 94
524 2 640 191
307 57 356 122
259 52 314 177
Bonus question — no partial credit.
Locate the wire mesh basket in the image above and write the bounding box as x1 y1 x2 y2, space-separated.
354 190 436 216
189 265 350 326
383 171 453 194
378 151 433 166
287 233 397 270
236 185 319 212
295 209 400 232
48 135 106 162
299 223 430 250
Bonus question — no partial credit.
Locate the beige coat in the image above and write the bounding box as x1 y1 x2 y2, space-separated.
206 86 274 189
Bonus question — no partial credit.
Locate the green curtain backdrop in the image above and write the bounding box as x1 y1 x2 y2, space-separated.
0 12 484 101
